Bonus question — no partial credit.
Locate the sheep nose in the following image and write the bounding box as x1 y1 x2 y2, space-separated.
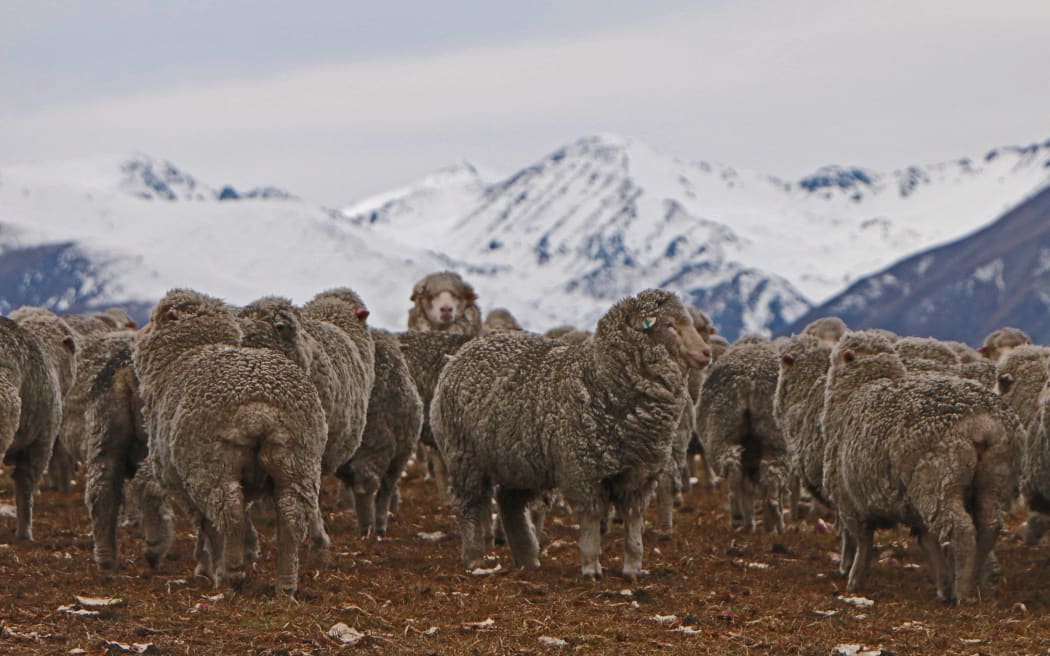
440 305 454 316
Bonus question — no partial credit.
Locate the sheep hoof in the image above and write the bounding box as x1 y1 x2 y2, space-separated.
95 557 117 571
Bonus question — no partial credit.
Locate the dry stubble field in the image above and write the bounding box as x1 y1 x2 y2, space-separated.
1 462 1050 655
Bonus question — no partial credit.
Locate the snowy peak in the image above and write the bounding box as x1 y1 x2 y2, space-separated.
120 154 210 200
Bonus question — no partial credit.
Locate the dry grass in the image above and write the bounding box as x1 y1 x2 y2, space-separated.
1 463 1049 655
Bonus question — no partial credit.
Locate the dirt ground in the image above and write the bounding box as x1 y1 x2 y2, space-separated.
2 463 1049 656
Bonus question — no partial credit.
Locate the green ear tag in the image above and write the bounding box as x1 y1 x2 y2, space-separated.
642 317 654 330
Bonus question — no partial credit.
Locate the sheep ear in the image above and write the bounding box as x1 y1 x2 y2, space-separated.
62 335 76 354
410 281 426 302
977 346 987 354
997 373 1013 392
355 307 370 321
843 350 855 364
640 316 657 331
782 354 795 367
164 308 179 322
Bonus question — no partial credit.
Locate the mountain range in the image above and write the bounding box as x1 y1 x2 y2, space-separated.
1 135 1048 341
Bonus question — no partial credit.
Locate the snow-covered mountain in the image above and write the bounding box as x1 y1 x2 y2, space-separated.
2 135 1048 339
0 154 447 328
341 135 1050 337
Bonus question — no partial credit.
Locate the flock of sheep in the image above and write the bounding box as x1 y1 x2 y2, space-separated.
0 270 1047 605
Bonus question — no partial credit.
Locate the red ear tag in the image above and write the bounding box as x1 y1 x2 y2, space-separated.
356 308 370 321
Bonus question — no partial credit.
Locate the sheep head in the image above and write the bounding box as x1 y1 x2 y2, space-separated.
411 271 478 328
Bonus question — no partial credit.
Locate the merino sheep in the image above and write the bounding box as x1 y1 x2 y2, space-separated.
802 316 848 344
133 289 327 596
1025 360 1050 538
8 307 78 492
980 326 1032 363
432 289 710 579
337 329 423 535
821 331 1021 602
81 334 157 569
0 317 63 540
687 307 717 337
774 334 834 508
408 271 482 337
482 308 524 334
687 333 731 490
994 345 1050 543
697 337 790 533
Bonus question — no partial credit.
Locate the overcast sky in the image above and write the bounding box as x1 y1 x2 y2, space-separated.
1 0 1048 205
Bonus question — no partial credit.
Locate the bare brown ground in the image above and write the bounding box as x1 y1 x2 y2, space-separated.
2 463 1049 655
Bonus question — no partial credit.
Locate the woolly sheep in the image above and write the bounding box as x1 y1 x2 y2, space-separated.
432 289 710 579
408 271 482 337
8 307 78 492
80 334 156 569
482 308 524 334
1024 360 1050 536
688 333 730 489
980 326 1032 363
774 334 834 508
696 337 790 533
822 330 1021 602
802 316 848 344
994 345 1050 543
337 329 423 535
0 317 63 540
133 289 327 596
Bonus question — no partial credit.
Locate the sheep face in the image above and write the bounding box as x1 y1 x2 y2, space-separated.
412 273 477 328
634 292 710 370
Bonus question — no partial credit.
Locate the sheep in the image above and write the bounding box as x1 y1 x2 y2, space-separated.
299 288 377 544
687 333 730 490
1025 360 1050 541
774 334 834 509
696 337 790 533
0 317 63 540
945 340 983 364
80 334 156 570
654 306 716 534
397 330 473 501
408 271 482 337
133 289 327 596
994 345 1050 544
802 316 848 344
431 289 710 579
8 307 79 492
482 308 524 334
337 329 423 535
821 330 1022 602
979 326 1032 363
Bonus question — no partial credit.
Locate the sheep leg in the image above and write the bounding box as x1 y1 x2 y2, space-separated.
374 477 397 535
458 494 491 571
47 440 77 493
243 505 260 562
654 471 675 536
428 446 451 504
845 522 874 593
837 515 856 576
307 505 332 549
274 486 309 598
761 487 785 534
949 512 979 604
195 517 224 584
616 498 646 582
530 496 549 544
916 530 951 602
728 469 755 533
352 480 379 537
10 441 50 540
85 457 125 570
788 475 803 521
218 485 247 588
577 509 604 580
495 488 540 569
141 471 175 569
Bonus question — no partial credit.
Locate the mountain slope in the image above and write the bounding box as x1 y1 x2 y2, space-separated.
342 135 1050 337
783 185 1050 344
0 155 448 327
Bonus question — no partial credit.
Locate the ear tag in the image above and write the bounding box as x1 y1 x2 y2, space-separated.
642 317 655 330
